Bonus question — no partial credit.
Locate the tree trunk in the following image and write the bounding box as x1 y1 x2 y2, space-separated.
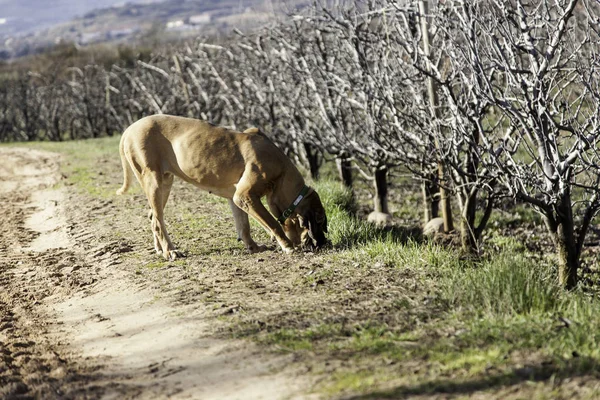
555 221 578 289
104 74 113 137
544 194 579 289
438 163 454 232
421 176 439 224
373 165 389 214
421 182 429 224
336 155 353 189
461 192 477 253
419 0 453 232
172 55 191 107
303 142 321 181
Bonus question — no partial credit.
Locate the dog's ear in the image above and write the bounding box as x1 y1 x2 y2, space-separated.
297 191 328 248
297 213 309 229
307 218 317 238
309 202 328 233
298 211 317 238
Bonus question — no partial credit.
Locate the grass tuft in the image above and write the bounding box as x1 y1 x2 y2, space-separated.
313 180 356 215
442 252 561 316
314 180 421 249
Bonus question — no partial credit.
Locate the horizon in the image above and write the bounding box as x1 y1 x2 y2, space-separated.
0 0 158 37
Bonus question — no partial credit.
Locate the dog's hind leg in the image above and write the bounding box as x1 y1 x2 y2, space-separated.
148 173 175 255
143 170 182 261
228 199 245 242
228 199 266 253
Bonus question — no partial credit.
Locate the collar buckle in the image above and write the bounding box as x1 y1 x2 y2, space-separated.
277 185 310 224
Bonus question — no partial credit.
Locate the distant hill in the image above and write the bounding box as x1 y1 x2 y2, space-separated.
0 0 316 60
0 0 159 37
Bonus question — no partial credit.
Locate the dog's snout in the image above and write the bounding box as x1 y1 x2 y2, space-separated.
314 236 328 249
301 231 328 252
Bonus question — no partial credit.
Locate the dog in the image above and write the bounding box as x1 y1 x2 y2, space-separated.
116 114 328 260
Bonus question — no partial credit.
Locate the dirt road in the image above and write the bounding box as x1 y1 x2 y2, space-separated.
0 147 312 399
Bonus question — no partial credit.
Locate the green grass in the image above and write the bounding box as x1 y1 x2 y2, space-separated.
313 180 356 215
3 136 123 198
443 252 561 316
255 182 600 397
313 180 422 249
10 136 600 399
263 324 344 352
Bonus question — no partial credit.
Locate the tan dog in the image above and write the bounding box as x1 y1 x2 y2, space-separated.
116 114 328 260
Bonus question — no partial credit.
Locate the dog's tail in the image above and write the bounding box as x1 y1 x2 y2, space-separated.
116 132 132 196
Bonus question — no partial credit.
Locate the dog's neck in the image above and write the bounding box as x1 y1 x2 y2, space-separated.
272 169 307 218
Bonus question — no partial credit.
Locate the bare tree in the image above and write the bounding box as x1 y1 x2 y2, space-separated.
312 1 499 249
418 0 454 231
10 1 600 286
439 0 600 287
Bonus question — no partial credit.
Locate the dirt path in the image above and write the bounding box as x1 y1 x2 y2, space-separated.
0 147 313 399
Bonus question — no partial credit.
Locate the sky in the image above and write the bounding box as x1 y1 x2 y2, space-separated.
0 0 156 35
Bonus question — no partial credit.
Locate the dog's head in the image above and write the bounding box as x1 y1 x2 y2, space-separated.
294 190 328 250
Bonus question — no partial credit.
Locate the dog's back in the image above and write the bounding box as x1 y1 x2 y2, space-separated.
118 115 293 198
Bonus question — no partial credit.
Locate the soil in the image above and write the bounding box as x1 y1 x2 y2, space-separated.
0 147 313 400
6 142 598 400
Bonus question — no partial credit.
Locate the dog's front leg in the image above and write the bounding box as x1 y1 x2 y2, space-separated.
148 209 162 254
228 199 266 253
143 171 183 261
233 191 294 254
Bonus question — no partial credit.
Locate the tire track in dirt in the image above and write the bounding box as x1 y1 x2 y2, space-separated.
0 147 314 399
0 148 105 399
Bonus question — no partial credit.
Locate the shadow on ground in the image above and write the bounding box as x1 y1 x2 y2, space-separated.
344 356 600 399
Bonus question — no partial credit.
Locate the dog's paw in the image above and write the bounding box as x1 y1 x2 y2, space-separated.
248 244 268 254
166 249 186 261
281 246 295 255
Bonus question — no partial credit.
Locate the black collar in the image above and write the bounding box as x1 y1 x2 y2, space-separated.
277 185 310 224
